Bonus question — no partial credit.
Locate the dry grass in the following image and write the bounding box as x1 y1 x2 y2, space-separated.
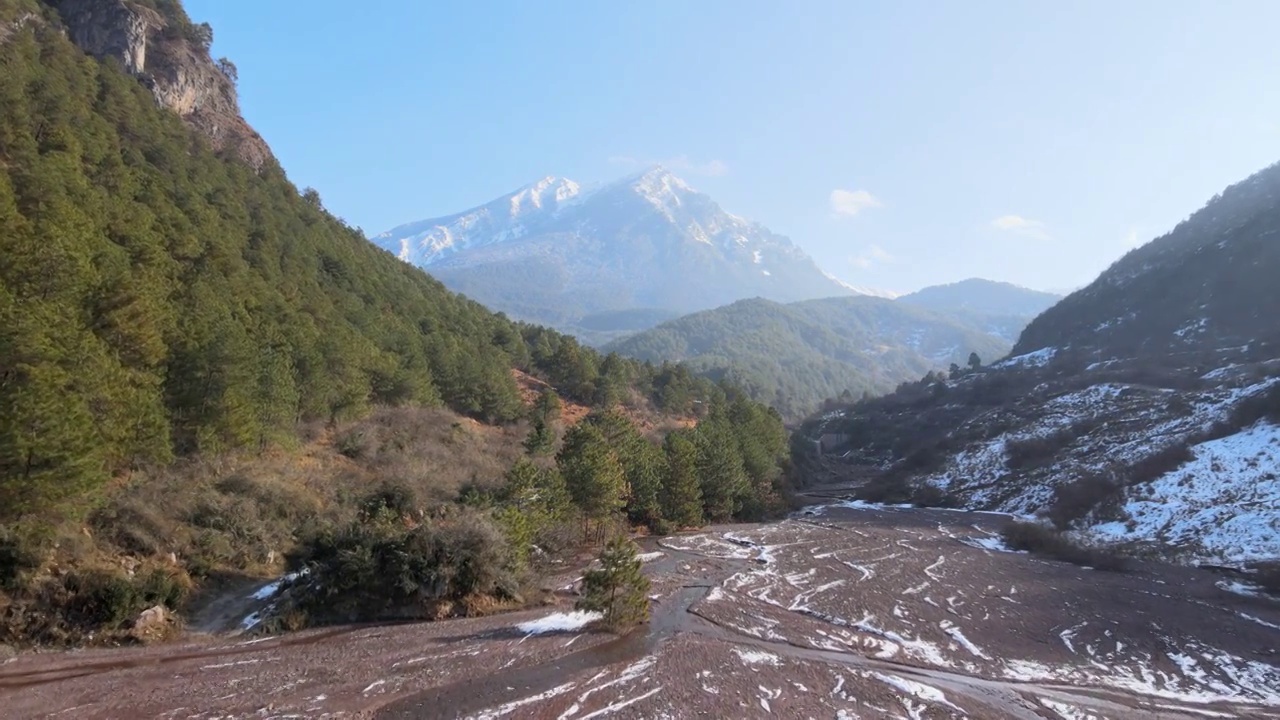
2 405 534 647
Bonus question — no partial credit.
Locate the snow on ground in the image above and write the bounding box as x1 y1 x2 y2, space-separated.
994 346 1058 368
962 536 1024 554
733 648 781 666
516 610 602 635
1091 422 1280 562
867 672 962 713
1218 579 1276 600
913 373 1280 555
659 533 756 559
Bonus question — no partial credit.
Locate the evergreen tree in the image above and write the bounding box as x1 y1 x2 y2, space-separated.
556 423 626 541
583 409 668 530
661 432 703 528
726 397 788 520
575 535 650 632
968 352 982 370
624 438 666 531
523 416 556 456
691 418 749 522
533 387 562 423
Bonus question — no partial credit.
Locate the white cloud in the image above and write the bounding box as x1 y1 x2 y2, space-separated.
830 189 883 218
609 155 728 177
990 214 1051 241
849 243 896 269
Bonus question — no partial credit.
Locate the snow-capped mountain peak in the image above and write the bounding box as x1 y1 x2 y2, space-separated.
372 168 859 333
372 175 584 266
508 176 580 217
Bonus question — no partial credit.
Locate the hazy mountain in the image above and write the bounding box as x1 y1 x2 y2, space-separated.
896 279 1061 344
899 278 1061 318
373 168 855 333
606 296 1011 419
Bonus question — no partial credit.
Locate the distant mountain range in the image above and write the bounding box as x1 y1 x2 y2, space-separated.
605 280 1047 419
373 168 859 339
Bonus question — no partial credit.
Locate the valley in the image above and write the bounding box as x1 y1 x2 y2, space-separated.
3 0 1280 718
4 501 1278 719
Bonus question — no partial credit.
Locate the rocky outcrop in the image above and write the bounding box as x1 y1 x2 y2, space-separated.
48 0 272 170
0 11 40 45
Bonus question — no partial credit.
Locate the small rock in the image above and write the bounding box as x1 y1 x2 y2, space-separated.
131 605 173 643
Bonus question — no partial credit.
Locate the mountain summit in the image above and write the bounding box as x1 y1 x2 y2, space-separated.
373 168 855 336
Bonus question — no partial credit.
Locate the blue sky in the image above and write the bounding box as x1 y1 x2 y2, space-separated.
188 0 1280 294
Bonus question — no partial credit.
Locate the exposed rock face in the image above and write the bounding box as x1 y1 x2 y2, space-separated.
0 12 40 46
49 0 272 170
52 0 152 73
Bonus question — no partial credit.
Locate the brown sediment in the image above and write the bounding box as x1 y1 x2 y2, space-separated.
3 507 1279 719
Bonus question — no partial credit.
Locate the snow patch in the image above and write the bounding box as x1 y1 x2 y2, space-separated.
516 610 602 635
733 648 781 666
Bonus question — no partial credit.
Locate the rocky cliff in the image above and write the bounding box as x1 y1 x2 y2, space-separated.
48 0 271 169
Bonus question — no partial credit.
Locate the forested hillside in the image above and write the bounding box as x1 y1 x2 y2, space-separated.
607 296 1011 419
0 1 793 645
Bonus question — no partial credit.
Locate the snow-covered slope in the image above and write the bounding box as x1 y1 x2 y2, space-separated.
1092 420 1280 563
810 354 1280 564
372 167 855 332
805 158 1280 566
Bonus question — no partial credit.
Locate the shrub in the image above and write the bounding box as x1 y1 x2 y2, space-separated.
335 430 370 459
855 476 912 504
0 531 41 591
1047 474 1119 530
359 481 419 522
1256 562 1280 595
291 511 515 623
910 484 957 509
1000 521 1126 571
1005 429 1075 471
1230 383 1280 427
1125 443 1194 486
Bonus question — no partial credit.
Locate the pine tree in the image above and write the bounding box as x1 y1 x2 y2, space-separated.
692 418 748 522
534 387 562 423
625 439 666 531
575 535 650 632
661 432 703 529
968 352 982 370
557 423 626 541
523 416 556 456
